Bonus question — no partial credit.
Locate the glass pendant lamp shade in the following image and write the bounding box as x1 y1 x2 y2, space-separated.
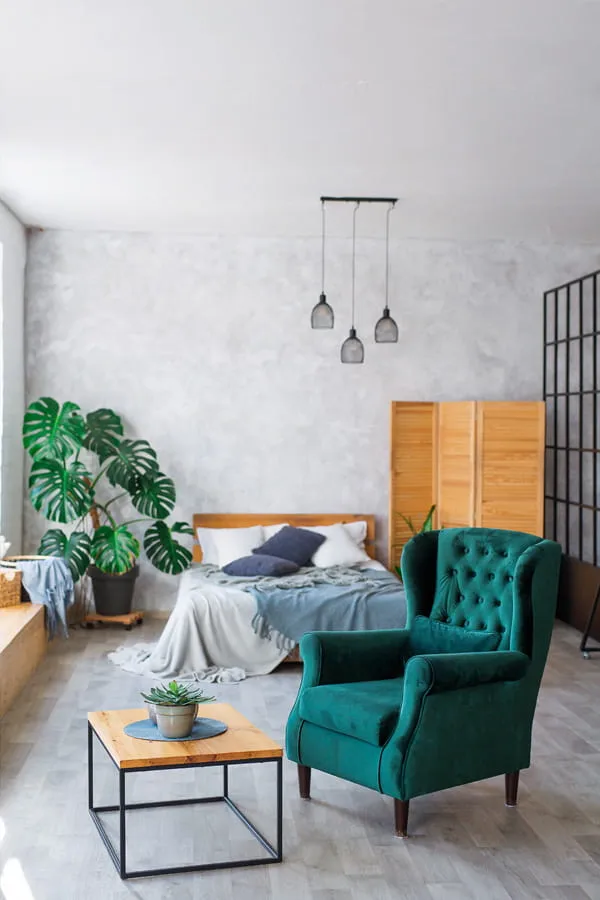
341 201 364 364
374 202 398 343
374 307 399 342
311 293 334 328
311 200 334 328
340 327 364 363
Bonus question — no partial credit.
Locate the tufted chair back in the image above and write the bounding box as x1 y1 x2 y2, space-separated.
402 528 562 663
430 528 542 653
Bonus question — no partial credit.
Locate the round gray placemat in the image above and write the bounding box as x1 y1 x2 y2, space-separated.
123 717 228 742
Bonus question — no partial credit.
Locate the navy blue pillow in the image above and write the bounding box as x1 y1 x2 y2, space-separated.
253 525 326 567
222 554 300 577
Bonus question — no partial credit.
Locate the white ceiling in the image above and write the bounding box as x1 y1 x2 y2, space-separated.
1 0 600 241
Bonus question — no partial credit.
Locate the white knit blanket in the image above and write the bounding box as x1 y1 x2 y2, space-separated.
107 566 288 683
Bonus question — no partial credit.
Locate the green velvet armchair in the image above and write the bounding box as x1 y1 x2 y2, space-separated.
285 527 562 837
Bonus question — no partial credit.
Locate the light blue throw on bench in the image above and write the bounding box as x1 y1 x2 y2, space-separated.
17 558 74 638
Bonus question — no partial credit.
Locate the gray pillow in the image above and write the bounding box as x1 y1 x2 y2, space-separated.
222 554 300 577
253 525 326 567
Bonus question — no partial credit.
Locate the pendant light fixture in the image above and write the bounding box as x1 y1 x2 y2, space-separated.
374 202 399 343
311 200 334 329
312 195 398 362
340 201 365 364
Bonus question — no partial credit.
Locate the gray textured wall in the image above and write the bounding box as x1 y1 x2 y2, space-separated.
0 201 26 552
24 230 600 609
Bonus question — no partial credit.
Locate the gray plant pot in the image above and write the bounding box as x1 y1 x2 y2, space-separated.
155 703 198 739
146 702 157 724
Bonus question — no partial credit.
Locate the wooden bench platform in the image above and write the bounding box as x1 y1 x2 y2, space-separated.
0 604 46 718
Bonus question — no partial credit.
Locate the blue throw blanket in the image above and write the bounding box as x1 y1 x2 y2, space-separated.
247 567 406 650
194 564 406 651
17 558 74 639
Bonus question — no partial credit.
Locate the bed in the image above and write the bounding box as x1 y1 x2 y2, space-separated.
108 513 406 682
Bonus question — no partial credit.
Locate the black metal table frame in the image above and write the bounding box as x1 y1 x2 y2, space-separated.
88 722 283 880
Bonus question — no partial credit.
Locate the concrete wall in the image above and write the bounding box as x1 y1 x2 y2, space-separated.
24 229 600 609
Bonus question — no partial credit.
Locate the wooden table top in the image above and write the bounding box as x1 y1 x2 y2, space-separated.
88 703 283 770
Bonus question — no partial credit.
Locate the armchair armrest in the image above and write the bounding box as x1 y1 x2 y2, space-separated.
404 650 530 694
379 650 531 798
299 629 411 687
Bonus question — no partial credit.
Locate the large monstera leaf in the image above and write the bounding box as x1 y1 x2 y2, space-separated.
84 408 124 462
38 529 92 581
91 525 140 574
129 472 175 519
144 521 192 575
106 439 158 489
29 458 93 523
23 397 86 461
171 521 194 537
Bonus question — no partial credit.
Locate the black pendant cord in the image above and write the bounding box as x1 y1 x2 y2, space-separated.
351 201 359 328
385 203 394 310
321 200 326 295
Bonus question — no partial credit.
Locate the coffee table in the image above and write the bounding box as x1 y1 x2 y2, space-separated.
88 703 283 879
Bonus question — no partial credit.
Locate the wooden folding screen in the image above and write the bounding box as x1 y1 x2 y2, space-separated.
389 401 545 569
389 403 435 568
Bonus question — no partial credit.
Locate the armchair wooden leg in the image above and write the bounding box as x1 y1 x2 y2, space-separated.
505 771 520 807
298 764 311 799
394 799 409 838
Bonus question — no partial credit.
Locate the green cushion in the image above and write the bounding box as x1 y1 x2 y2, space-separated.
299 677 404 746
409 615 501 656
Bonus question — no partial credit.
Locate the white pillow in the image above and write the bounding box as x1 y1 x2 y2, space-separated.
342 520 368 549
262 523 290 540
196 526 264 568
305 521 369 548
308 522 371 568
304 521 368 547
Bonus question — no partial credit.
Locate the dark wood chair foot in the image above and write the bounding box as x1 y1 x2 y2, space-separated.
505 771 519 807
298 764 311 799
394 799 409 837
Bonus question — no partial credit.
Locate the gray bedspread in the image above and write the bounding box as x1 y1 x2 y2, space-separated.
198 564 406 650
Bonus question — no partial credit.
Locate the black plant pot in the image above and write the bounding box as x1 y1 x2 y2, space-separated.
88 564 139 617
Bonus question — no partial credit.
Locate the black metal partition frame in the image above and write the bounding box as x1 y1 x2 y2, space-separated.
543 269 600 655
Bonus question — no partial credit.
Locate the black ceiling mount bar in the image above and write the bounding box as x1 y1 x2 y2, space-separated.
320 196 398 204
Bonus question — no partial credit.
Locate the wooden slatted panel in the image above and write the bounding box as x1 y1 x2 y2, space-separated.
475 401 545 536
389 402 435 570
435 402 477 529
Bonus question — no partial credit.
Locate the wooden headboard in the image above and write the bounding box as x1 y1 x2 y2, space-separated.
192 514 377 563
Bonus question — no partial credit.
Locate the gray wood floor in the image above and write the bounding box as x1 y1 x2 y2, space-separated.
1 619 600 899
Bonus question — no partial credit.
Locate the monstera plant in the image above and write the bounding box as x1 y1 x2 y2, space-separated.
23 397 193 613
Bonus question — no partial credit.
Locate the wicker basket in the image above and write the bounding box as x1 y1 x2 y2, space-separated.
4 556 51 603
0 566 22 608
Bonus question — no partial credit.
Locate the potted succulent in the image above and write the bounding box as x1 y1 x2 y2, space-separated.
141 681 215 739
22 397 194 616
